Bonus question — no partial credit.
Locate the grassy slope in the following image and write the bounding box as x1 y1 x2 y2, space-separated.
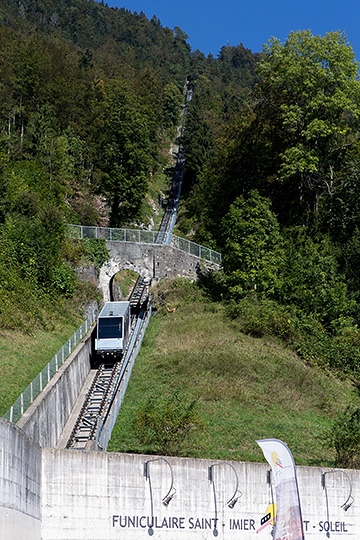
108 280 359 466
0 314 84 417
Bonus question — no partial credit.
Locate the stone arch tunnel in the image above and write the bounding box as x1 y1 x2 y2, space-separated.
99 241 220 302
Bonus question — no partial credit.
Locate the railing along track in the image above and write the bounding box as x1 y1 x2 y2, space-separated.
66 361 123 449
66 279 148 450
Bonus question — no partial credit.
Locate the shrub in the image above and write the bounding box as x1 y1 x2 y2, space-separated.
226 294 299 341
227 294 360 376
134 390 204 456
53 262 76 297
81 238 109 271
330 406 360 468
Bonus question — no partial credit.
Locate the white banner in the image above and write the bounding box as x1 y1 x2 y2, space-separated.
257 438 305 540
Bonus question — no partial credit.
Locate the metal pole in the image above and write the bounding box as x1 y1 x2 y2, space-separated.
121 268 123 300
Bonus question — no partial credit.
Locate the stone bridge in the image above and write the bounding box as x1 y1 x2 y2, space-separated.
99 241 220 302
68 225 221 302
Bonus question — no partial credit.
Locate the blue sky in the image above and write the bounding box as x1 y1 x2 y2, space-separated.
105 0 360 59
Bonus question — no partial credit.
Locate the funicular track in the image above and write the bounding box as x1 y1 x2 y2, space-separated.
155 153 184 245
65 361 124 449
65 95 186 450
129 275 148 313
65 281 148 450
155 89 187 246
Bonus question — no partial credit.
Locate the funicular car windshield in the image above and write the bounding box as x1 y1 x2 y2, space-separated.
98 317 123 339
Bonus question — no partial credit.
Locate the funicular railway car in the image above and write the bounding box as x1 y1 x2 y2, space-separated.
95 301 131 359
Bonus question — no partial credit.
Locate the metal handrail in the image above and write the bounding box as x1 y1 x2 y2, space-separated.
67 224 221 265
2 311 97 424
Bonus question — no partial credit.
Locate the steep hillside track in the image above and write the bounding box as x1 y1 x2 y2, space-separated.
64 281 149 450
155 153 184 245
155 86 190 245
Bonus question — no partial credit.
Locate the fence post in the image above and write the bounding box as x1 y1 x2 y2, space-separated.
30 381 33 403
21 393 24 416
40 371 43 391
55 353 58 371
10 406 13 423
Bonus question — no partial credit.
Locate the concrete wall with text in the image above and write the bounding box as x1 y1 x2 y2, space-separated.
1 417 359 540
41 449 359 540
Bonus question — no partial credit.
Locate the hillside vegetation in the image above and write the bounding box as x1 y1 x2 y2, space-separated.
177 32 360 402
2 1 360 464
0 0 191 332
108 279 360 466
0 0 260 334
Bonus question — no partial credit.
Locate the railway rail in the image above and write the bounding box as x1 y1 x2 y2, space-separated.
65 281 148 450
155 157 183 245
65 361 124 449
129 275 148 313
155 103 185 245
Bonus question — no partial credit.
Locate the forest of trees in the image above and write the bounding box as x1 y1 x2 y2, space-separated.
181 29 360 378
0 0 190 329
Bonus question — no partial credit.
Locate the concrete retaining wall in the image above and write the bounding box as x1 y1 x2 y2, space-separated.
16 329 93 448
1 416 359 540
41 449 359 540
0 418 41 540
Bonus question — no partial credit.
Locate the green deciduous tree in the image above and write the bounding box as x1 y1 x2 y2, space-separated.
280 232 354 325
221 190 284 297
94 79 153 226
256 30 360 223
162 82 183 128
330 406 360 468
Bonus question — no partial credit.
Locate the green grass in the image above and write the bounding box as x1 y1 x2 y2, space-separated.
114 269 139 299
0 253 100 416
0 315 84 417
108 279 360 466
